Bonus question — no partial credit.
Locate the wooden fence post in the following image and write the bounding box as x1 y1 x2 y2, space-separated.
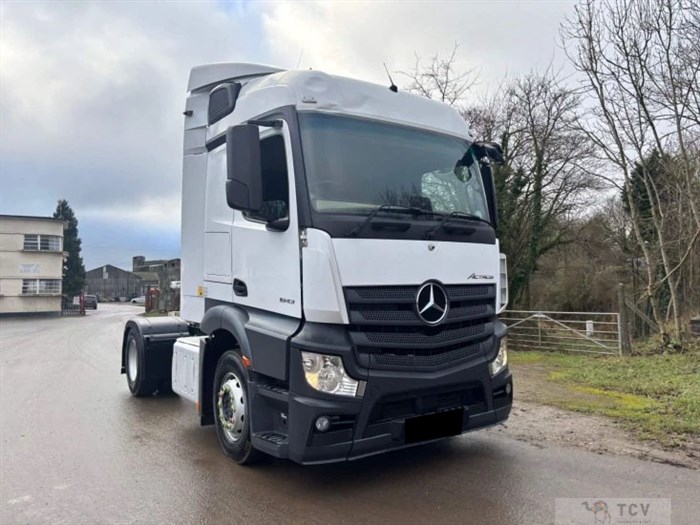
618 283 631 355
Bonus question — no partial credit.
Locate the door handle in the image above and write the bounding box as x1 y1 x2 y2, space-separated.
233 279 248 297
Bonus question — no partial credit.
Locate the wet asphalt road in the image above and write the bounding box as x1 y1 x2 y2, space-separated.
1 304 699 525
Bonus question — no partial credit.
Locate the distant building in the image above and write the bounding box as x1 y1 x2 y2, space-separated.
83 256 180 302
0 214 65 314
132 256 180 289
84 264 143 301
132 271 159 293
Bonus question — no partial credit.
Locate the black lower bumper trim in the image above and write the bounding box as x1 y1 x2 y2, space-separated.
297 404 512 465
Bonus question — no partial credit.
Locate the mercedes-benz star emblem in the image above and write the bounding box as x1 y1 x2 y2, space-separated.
416 282 449 325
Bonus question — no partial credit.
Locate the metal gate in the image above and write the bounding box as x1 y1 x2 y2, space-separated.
61 293 85 317
500 310 621 355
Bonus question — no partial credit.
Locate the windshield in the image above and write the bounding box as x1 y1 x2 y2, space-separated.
298 113 489 219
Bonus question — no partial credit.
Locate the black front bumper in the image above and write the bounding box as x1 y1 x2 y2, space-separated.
265 321 513 465
288 368 512 464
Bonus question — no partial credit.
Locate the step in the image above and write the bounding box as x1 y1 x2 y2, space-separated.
252 431 289 458
256 382 290 403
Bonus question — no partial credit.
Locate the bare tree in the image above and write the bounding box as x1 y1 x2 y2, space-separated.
400 43 479 107
404 46 600 306
465 71 601 305
562 0 700 342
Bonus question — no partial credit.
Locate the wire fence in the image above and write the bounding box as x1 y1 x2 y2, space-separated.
501 310 622 356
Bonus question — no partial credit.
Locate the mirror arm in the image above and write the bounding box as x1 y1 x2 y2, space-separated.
479 161 499 230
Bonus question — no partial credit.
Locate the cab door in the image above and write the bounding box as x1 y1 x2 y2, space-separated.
230 121 302 320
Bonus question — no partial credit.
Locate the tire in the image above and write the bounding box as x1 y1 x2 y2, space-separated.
213 351 261 465
125 330 158 396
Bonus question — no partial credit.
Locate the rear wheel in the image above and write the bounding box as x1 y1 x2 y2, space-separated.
125 331 158 396
213 351 261 465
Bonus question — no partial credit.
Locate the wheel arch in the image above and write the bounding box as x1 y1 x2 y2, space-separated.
120 316 190 373
199 305 252 426
120 316 190 397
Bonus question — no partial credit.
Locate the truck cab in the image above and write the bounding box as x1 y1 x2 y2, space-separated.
121 63 511 465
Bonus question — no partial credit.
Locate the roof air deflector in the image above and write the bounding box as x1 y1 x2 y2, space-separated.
188 63 285 93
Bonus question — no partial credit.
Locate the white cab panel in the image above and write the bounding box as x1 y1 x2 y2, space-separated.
302 229 348 324
332 238 499 287
203 144 233 283
204 232 232 281
172 336 205 404
180 153 207 324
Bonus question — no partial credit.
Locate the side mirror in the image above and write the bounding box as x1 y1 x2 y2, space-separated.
479 162 499 229
473 141 505 164
226 124 263 212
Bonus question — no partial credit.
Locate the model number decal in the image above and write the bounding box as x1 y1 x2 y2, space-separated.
467 273 494 280
279 297 295 304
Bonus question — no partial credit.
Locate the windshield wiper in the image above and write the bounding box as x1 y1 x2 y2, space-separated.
423 211 492 240
346 205 435 237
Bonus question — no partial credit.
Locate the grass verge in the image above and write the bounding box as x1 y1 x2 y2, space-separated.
510 350 700 446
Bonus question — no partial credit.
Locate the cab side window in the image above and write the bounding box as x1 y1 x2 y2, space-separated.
245 134 289 223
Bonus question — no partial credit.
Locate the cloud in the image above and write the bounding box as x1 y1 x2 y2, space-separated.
1 1 267 219
1 0 578 270
259 1 578 97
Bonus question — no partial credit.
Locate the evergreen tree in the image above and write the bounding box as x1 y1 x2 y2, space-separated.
53 200 85 296
621 150 668 244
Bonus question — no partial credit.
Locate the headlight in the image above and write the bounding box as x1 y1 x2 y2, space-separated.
489 338 508 376
301 352 361 397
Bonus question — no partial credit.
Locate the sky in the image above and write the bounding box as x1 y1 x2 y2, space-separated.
0 0 577 271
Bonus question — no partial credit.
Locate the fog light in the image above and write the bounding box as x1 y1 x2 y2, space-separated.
315 416 331 432
505 382 512 395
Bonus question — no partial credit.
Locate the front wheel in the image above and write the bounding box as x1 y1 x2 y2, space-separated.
213 351 261 465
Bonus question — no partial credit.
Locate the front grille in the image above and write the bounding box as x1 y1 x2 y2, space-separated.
354 303 488 324
350 286 417 302
361 321 485 346
344 283 495 367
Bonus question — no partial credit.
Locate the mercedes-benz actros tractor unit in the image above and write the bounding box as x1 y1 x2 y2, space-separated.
121 63 512 465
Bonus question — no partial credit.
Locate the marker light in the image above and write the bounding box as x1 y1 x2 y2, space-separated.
498 253 508 313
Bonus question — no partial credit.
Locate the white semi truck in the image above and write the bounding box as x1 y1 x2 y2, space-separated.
121 63 512 465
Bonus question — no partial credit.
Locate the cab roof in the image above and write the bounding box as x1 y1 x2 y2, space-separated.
190 63 473 140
